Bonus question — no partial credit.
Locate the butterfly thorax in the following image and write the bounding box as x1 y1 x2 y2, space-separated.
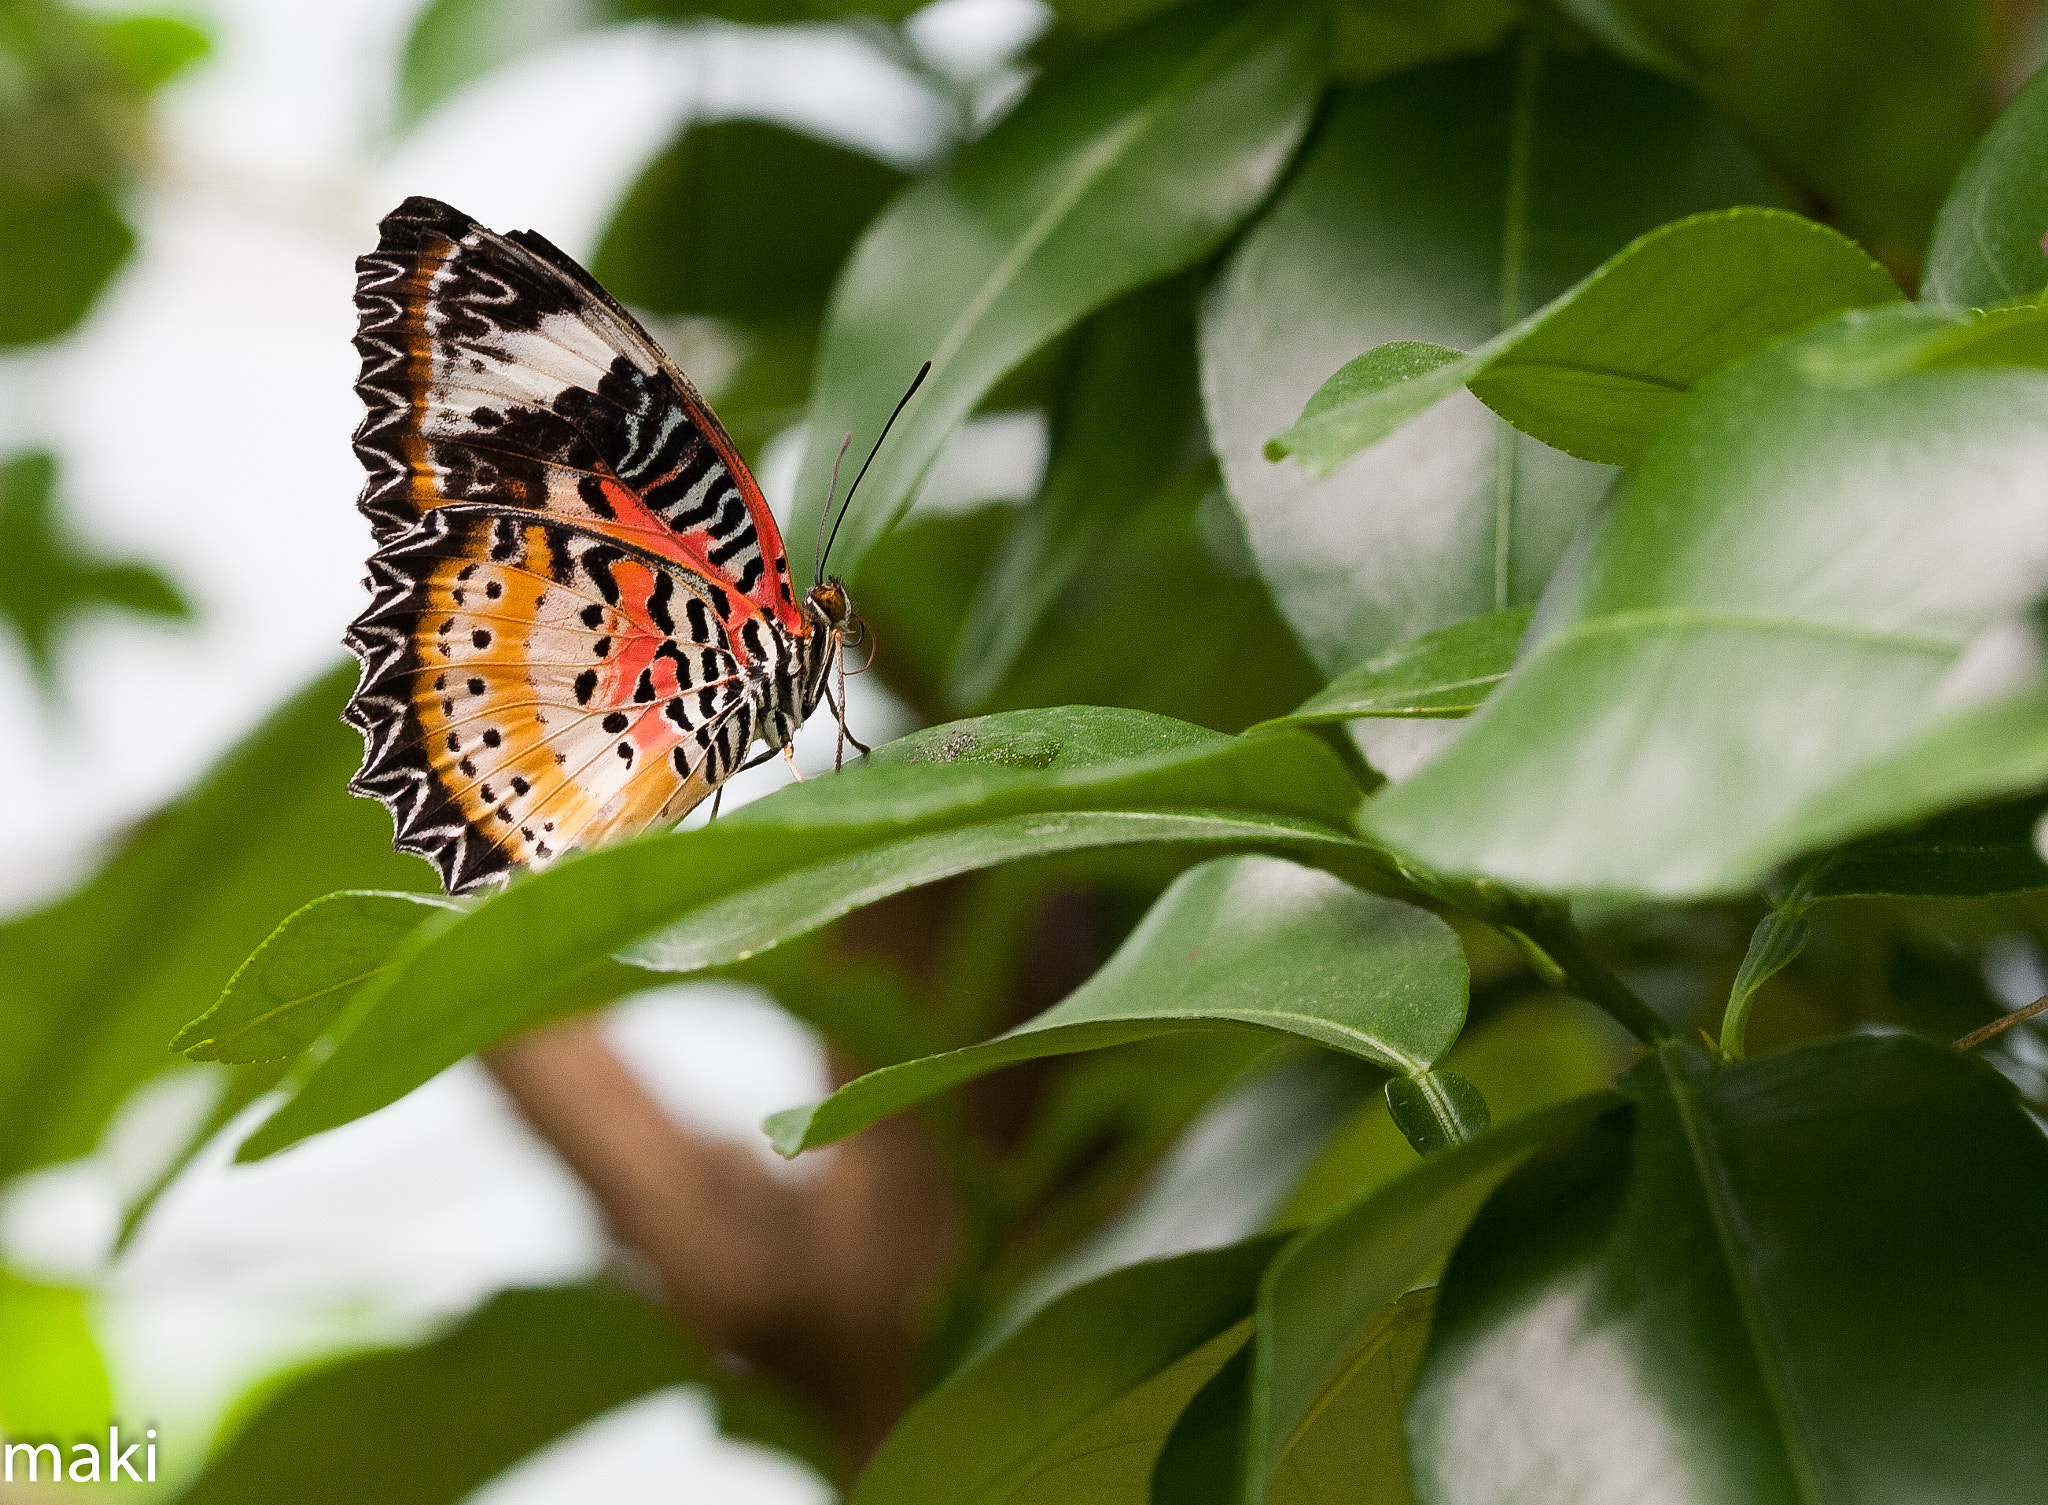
796 577 859 721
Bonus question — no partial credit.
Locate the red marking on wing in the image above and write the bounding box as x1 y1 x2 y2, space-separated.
587 476 774 640
669 383 804 637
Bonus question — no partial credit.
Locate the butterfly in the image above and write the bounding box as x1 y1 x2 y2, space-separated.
343 196 921 894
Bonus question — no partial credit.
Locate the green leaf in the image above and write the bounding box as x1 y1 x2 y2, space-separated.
793 0 1325 583
0 663 436 1184
982 1047 1383 1355
1803 794 2048 901
1266 1289 1433 1505
947 275 1204 709
769 854 1468 1156
1257 605 1532 727
593 117 905 331
1202 46 1772 674
1149 1339 1254 1505
1270 207 1900 474
178 1284 837 1503
0 180 133 347
397 0 609 129
1554 0 1998 267
1366 303 2048 900
851 1237 1284 1505
0 1269 112 1442
96 14 210 90
1717 902 1812 1059
0 452 190 688
1249 1092 1618 1504
1328 0 1519 82
1263 339 1464 470
1384 1068 1491 1156
395 0 915 122
1774 682 2048 869
1408 1036 2048 1503
1276 997 1623 1229
236 710 1395 1162
968 480 1328 733
172 891 459 1064
1926 62 2048 307
1155 1286 1437 1505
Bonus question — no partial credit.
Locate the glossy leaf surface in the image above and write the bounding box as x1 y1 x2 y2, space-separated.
173 891 458 1064
1368 305 2048 899
1773 683 2048 872
1154 1287 1436 1505
1923 58 2048 307
1409 1036 2048 1505
1251 1094 1618 1503
1271 208 1898 473
1384 1068 1490 1156
794 0 1324 582
947 277 1204 708
239 711 1393 1162
985 1048 1380 1355
852 1237 1283 1505
1802 795 2048 901
1202 48 1770 673
1555 0 1998 264
1259 606 1531 726
771 855 1466 1155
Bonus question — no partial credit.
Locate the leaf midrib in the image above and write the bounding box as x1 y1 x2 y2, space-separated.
1537 607 1963 659
1479 357 1693 394
186 967 392 1056
923 2 1276 400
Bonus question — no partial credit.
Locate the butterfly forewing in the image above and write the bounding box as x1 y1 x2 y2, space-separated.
346 197 821 892
352 195 804 633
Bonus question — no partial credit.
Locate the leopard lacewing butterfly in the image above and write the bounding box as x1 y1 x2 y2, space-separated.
343 196 921 893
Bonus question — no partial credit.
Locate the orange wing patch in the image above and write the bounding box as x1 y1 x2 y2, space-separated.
347 507 762 892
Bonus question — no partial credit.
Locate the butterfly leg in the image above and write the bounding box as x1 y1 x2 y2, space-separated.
707 786 724 823
782 744 804 781
825 649 871 770
825 681 872 759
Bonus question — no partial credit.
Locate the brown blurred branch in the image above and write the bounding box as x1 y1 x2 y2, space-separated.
484 1019 957 1464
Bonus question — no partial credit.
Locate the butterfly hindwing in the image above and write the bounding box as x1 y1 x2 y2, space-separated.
352 195 805 635
346 506 781 893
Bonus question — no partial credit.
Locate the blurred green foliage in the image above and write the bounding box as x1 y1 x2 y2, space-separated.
0 451 189 690
179 1285 843 1501
0 0 208 345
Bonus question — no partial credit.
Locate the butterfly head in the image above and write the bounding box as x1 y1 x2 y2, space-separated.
807 577 852 627
806 576 869 648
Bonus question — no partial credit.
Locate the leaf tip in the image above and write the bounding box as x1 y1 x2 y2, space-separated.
765 1104 818 1158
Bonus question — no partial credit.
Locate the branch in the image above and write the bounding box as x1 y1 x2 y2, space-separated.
1503 914 1676 1047
484 1018 957 1462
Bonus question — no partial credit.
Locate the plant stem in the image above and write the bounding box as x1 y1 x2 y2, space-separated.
1507 915 1675 1046
1957 994 2048 1052
1310 722 1385 794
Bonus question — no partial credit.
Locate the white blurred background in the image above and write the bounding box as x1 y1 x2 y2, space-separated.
0 1 1048 1496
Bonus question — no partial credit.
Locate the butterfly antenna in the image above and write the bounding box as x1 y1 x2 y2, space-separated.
813 431 854 588
817 360 930 582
